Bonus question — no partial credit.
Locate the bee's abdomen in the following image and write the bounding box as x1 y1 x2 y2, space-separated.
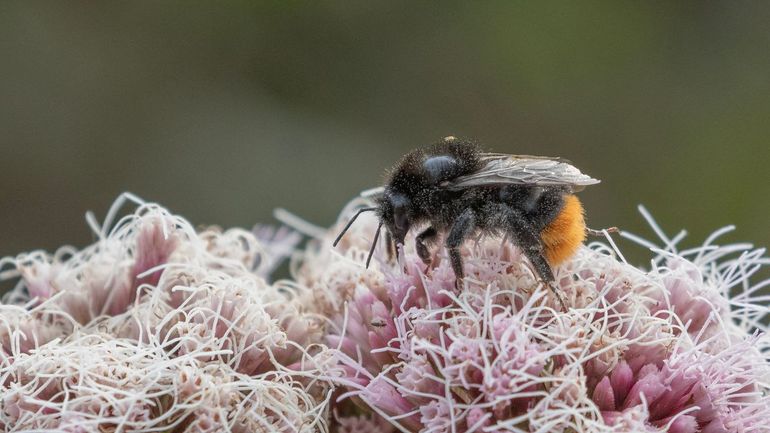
540 194 586 265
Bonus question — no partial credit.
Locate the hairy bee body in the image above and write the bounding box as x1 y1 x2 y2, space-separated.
334 136 600 308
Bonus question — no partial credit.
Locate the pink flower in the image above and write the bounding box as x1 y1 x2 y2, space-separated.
131 217 179 294
1 194 768 432
316 210 565 431
0 195 333 432
5 210 179 323
335 412 396 433
591 342 765 433
306 204 770 432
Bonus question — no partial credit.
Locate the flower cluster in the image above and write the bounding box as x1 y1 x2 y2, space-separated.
1 193 768 433
0 194 331 432
298 199 770 433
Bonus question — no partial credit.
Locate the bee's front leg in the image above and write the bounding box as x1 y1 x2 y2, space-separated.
415 227 437 267
446 209 477 289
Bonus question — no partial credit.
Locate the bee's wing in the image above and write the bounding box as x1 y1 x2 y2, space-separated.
445 153 600 192
360 186 385 199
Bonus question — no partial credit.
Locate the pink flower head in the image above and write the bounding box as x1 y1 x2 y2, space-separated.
309 203 770 432
335 412 396 433
0 194 333 432
1 194 768 432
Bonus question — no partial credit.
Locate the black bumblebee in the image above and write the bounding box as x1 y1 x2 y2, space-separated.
334 136 602 307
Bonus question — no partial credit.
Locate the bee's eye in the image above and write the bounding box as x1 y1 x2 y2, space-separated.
423 155 457 182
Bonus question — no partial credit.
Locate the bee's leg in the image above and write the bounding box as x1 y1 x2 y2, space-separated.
586 226 619 237
446 209 477 288
500 205 568 311
415 227 437 267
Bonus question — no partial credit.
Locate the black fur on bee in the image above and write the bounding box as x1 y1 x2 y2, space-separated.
333 136 601 309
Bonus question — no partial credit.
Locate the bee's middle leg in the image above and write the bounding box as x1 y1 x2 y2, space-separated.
446 209 477 284
415 227 437 266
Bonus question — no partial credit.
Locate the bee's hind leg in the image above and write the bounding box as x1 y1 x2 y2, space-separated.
446 209 477 289
524 249 568 311
498 204 568 311
586 226 619 237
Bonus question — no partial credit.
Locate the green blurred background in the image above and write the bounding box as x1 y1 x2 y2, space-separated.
1 2 768 274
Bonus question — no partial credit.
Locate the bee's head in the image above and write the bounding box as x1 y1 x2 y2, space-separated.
377 191 412 249
332 189 413 269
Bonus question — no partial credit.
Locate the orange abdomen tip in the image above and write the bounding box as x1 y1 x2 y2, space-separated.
541 194 586 266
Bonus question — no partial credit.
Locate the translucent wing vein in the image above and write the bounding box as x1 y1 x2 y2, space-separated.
445 153 600 191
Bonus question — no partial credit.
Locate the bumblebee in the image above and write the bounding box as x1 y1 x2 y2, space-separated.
334 136 604 308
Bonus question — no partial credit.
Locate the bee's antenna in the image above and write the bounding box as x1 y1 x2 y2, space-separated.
333 207 377 247
365 221 383 269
